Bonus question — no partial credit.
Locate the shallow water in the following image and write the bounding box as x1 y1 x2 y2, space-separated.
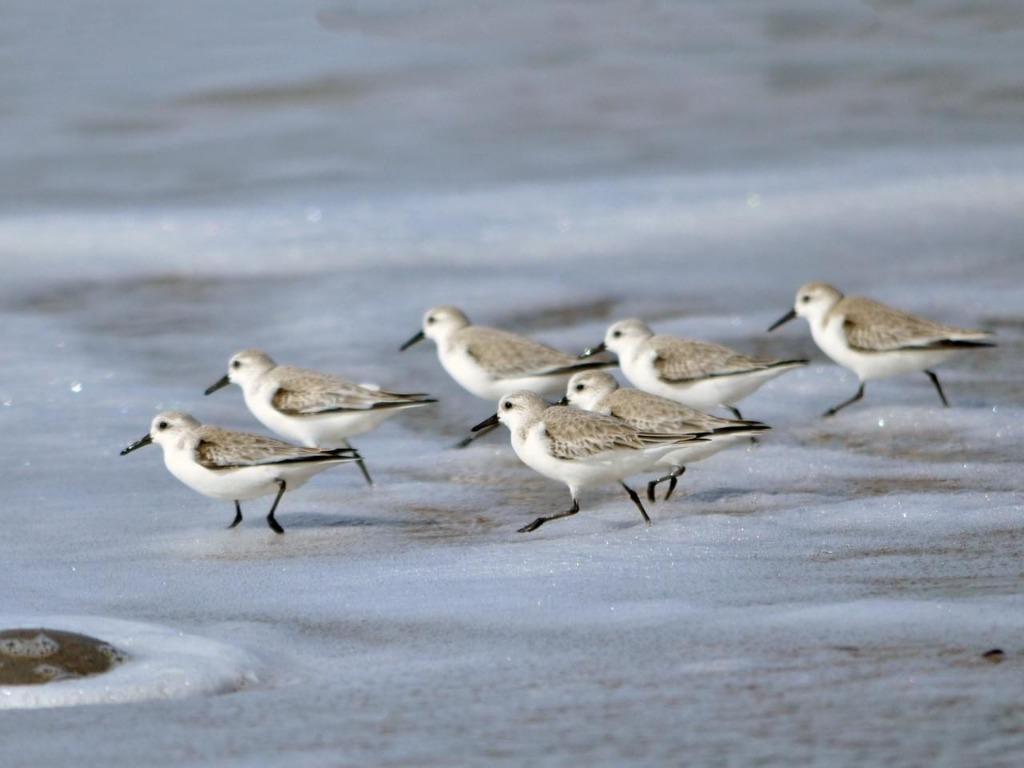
2 1 1024 766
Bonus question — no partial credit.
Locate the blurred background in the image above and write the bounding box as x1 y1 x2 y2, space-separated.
3 0 1024 279
5 0 1024 207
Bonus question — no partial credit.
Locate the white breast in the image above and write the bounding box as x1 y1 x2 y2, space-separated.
244 384 309 444
437 343 501 400
162 445 274 501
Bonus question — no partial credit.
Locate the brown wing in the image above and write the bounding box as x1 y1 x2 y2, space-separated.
839 297 992 352
541 407 646 460
271 367 432 415
460 327 585 378
195 427 347 470
651 336 775 382
606 389 738 433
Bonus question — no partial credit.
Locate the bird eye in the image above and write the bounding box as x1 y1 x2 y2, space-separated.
503 401 513 410
575 383 585 391
612 330 622 338
157 421 169 430
232 360 242 369
801 296 811 304
426 316 435 325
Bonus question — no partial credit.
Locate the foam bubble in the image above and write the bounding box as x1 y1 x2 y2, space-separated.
32 664 73 682
0 616 261 709
0 633 61 659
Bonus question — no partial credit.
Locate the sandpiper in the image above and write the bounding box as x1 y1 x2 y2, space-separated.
580 319 805 417
120 411 360 533
401 306 610 444
205 349 435 484
767 282 995 416
473 391 708 533
564 370 769 501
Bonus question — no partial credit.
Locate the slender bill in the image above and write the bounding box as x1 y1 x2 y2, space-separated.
767 308 797 332
399 330 425 351
204 374 230 396
578 342 606 359
120 434 153 455
555 396 570 405
454 417 500 448
471 413 500 432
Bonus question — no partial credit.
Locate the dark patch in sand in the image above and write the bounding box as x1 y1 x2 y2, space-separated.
497 297 618 333
175 74 372 110
0 628 126 686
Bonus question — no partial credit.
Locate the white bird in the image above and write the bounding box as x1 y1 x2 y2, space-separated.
473 391 709 533
767 282 995 416
400 305 611 401
580 319 806 417
205 349 436 484
564 370 769 501
120 411 360 533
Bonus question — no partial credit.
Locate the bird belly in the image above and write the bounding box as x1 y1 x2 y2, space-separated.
856 348 957 380
439 347 568 400
624 357 786 410
512 428 651 493
492 372 571 399
656 432 746 467
164 451 278 501
282 409 390 446
813 320 956 381
246 392 312 445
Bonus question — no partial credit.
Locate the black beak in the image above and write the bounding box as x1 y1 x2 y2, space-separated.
578 341 606 359
204 374 230 396
767 308 797 332
399 330 425 352
471 413 500 432
555 396 570 406
120 434 153 456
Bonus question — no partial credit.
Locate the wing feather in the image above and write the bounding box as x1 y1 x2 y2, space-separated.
541 407 644 459
195 427 350 470
460 327 589 378
270 366 433 415
837 297 993 352
606 389 746 433
650 336 783 382
540 406 706 460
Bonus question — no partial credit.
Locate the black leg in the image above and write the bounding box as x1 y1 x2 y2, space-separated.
647 465 686 502
924 370 950 407
726 405 744 420
266 480 286 534
823 384 865 418
621 481 652 526
227 500 243 529
518 497 579 533
663 466 686 501
343 439 373 486
455 420 499 449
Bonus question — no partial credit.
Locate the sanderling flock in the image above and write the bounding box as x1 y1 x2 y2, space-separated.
122 283 994 534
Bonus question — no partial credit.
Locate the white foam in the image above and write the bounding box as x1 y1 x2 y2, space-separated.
0 616 260 710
